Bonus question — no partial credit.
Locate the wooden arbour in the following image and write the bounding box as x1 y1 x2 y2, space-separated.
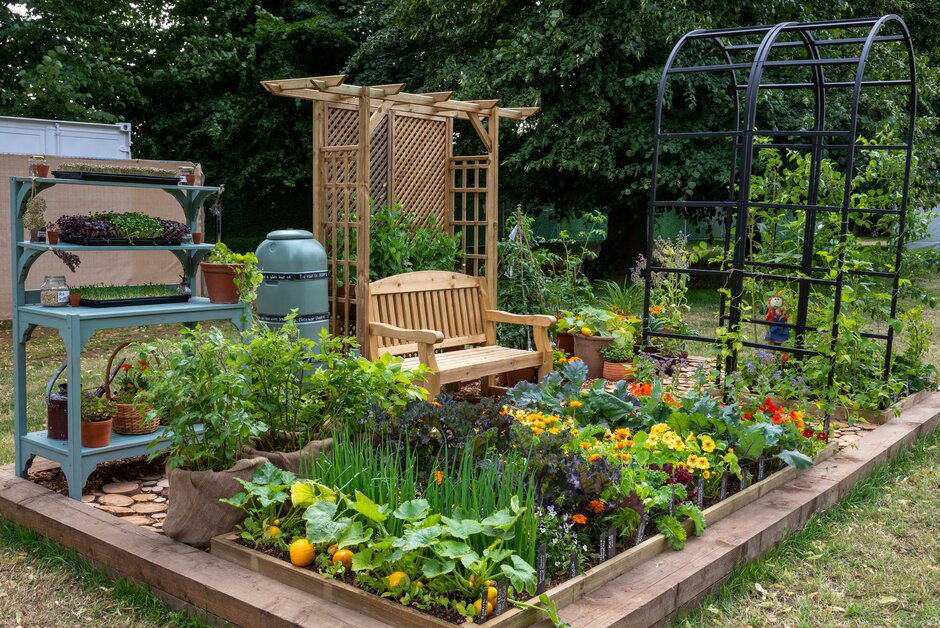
262 75 539 346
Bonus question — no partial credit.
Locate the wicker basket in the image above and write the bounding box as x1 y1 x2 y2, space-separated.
105 341 160 435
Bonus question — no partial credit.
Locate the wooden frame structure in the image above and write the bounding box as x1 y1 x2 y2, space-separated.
262 75 539 345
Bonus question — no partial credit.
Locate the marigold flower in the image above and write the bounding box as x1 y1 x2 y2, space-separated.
619 453 631 462
548 427 560 435
120 363 132 371
625 439 634 447
700 435 716 453
614 441 627 450
649 305 663 316
433 470 444 486
580 442 592 450
614 428 631 440
572 514 587 525
568 356 582 363
589 453 602 462
587 500 606 514
570 400 583 408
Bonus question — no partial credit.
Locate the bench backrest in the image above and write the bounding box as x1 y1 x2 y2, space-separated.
367 271 493 357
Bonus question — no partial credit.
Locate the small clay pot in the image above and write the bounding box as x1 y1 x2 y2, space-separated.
200 261 243 303
573 334 614 378
556 331 575 356
602 360 635 382
47 230 59 245
192 232 204 245
81 418 112 448
36 164 51 178
69 293 81 307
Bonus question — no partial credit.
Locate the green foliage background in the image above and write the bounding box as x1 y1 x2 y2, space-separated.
1 1 938 267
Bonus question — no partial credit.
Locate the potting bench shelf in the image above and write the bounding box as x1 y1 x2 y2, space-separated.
10 176 246 500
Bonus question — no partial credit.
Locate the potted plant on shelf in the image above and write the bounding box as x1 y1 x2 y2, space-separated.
80 394 113 448
106 342 160 435
46 222 60 245
600 316 640 381
68 290 81 307
199 242 262 303
140 326 267 547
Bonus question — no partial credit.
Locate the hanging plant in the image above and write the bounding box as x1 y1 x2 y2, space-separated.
24 195 47 237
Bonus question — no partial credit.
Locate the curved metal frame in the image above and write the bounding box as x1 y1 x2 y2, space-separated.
643 16 917 437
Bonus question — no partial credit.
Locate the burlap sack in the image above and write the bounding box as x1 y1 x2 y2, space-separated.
163 456 268 547
241 434 333 474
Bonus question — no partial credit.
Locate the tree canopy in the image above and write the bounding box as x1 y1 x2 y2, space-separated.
1 0 937 268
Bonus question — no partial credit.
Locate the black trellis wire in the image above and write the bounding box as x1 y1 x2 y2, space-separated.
642 16 917 440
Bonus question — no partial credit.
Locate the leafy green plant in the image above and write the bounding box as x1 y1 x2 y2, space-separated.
80 394 112 422
508 593 571 628
595 279 643 316
205 242 263 302
140 326 265 472
368 203 461 281
222 464 302 549
92 211 163 240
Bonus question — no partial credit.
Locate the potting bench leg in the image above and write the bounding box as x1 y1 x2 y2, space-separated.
12 322 29 478
64 319 86 500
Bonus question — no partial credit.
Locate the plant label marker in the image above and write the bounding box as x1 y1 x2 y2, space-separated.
696 478 705 509
720 473 728 500
598 533 607 563
478 591 489 623
758 456 766 481
569 549 579 579
636 514 649 545
606 527 617 558
536 542 548 594
668 484 676 517
495 579 509 615
742 468 751 489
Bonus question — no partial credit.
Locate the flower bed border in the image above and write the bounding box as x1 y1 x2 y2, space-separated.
209 446 835 628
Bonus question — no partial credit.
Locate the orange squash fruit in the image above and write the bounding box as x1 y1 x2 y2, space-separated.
332 548 354 570
289 539 315 567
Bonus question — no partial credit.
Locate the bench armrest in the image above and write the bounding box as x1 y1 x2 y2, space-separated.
484 310 555 328
369 322 444 345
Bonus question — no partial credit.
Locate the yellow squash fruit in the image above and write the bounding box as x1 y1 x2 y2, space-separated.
327 543 339 556
289 539 315 567
332 548 354 570
386 571 409 588
474 599 494 616
486 586 498 604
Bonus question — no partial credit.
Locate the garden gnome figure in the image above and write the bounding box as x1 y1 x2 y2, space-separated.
765 294 790 345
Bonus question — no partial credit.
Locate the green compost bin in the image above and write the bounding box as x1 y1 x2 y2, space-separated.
255 229 329 343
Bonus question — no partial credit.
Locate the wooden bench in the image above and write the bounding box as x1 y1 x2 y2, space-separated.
366 271 554 397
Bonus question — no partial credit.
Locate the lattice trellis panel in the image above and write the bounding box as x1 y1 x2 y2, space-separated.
327 106 359 146
450 156 489 277
392 115 448 224
370 114 390 209
321 145 359 338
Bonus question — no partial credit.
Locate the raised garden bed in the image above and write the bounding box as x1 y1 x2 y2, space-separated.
210 446 834 627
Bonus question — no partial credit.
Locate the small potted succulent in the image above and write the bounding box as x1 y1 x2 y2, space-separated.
80 394 113 448
199 242 262 303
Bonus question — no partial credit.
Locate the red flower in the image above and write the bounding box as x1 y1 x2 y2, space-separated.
772 415 783 425
817 432 827 441
742 413 752 422
802 428 814 438
120 363 133 371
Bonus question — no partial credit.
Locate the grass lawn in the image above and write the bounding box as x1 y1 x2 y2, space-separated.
673 426 940 627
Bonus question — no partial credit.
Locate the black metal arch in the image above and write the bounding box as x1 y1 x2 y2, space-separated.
643 16 917 433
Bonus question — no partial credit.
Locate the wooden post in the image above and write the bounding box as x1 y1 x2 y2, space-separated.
312 101 325 243
445 116 454 239
356 93 371 348
485 110 499 305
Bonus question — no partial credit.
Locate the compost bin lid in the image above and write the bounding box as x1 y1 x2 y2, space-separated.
266 229 313 240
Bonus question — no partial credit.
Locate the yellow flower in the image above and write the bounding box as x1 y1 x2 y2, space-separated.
580 442 592 450
700 435 716 453
571 429 579 437
619 453 631 462
651 423 669 436
548 427 560 435
703 470 711 479
647 434 660 448
614 428 631 440
570 400 583 408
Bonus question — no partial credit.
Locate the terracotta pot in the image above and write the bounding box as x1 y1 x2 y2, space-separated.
47 231 59 245
573 334 614 378
81 418 112 448
69 293 81 307
556 331 575 356
200 261 243 303
603 360 636 382
36 164 51 178
192 232 204 245
499 367 538 388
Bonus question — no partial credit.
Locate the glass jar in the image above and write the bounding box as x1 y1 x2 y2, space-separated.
40 275 70 307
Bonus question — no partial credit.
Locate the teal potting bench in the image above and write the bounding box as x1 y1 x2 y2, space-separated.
9 176 250 499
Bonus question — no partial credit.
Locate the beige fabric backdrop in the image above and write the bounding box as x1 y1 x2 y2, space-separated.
1 155 204 318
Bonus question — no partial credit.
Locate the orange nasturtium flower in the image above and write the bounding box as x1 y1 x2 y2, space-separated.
572 514 587 525
588 453 602 462
587 500 606 514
